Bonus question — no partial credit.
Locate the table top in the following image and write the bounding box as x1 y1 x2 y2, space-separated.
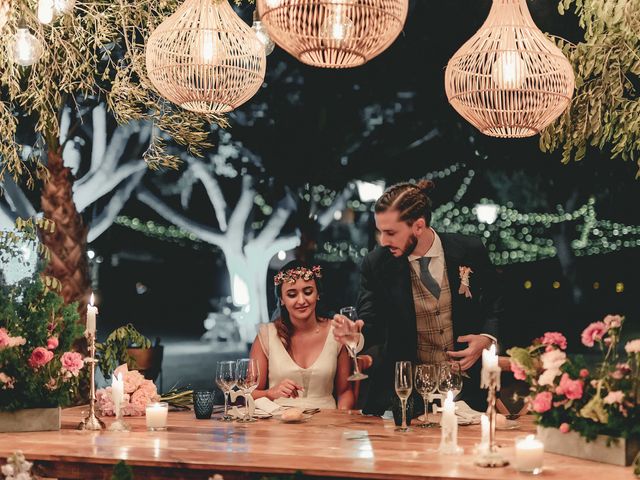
0 407 633 479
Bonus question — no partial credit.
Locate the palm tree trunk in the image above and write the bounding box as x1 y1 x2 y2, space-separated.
40 144 90 314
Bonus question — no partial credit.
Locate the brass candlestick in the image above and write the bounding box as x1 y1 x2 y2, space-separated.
78 331 105 431
475 368 509 468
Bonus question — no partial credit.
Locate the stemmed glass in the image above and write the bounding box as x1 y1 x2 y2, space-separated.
394 361 413 432
339 306 368 381
439 361 463 400
215 360 235 422
235 358 260 423
415 364 438 428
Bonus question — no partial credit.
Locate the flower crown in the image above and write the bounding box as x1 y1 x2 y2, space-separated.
274 265 322 286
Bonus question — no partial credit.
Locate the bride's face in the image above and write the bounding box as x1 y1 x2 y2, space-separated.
280 278 319 322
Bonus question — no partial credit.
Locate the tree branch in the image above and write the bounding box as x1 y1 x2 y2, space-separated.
226 175 255 238
75 161 146 212
189 159 228 232
136 186 225 246
2 177 36 218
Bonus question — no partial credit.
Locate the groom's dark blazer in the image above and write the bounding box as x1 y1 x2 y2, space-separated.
357 232 503 414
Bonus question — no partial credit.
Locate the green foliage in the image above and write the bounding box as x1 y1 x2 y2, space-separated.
0 272 84 410
96 324 151 378
541 0 640 176
111 460 135 480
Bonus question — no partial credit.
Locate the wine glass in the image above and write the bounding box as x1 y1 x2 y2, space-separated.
339 306 368 381
394 361 412 432
235 358 260 423
448 362 463 400
438 362 463 401
415 364 438 428
215 360 235 422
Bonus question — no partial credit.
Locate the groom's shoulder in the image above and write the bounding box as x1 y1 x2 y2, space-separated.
362 246 393 267
439 231 484 251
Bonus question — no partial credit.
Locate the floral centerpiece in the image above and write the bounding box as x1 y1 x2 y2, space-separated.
96 364 160 416
508 315 640 466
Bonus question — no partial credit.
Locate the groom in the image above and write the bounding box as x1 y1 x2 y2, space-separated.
334 180 503 414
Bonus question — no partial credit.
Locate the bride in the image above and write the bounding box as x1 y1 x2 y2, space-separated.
249 261 355 409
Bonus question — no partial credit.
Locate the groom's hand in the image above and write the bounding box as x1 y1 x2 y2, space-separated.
331 314 364 346
447 334 493 371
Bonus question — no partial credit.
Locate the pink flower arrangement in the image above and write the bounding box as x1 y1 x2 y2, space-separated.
541 332 567 351
556 373 584 400
96 364 159 416
603 315 622 329
0 373 15 390
28 347 54 369
60 352 84 378
603 391 624 405
532 391 552 413
581 321 607 347
625 339 640 354
510 361 526 380
0 328 26 350
46 337 59 350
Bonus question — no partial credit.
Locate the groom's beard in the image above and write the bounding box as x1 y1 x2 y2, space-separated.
402 234 418 257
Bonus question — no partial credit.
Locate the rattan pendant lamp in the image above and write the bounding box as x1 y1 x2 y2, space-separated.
444 0 575 138
146 0 266 114
0 0 10 30
256 0 409 68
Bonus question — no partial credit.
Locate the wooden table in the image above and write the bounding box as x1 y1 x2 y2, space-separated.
0 407 633 479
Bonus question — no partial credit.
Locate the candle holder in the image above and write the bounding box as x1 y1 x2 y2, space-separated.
77 331 105 431
475 368 509 468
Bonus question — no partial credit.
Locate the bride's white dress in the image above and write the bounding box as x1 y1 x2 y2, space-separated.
257 322 340 409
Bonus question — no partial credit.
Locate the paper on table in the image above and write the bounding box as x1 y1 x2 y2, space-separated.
254 397 285 414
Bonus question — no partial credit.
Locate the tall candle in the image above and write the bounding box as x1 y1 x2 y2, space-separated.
86 293 98 336
480 414 490 449
481 343 500 388
514 434 544 474
439 390 461 454
111 372 124 415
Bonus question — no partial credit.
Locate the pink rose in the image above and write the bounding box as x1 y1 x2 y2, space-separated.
624 339 640 354
0 372 15 390
28 347 54 369
603 315 622 329
123 370 145 394
579 369 589 378
96 387 116 416
45 378 59 391
559 423 570 433
0 329 9 349
511 361 527 381
0 328 26 349
532 391 553 413
541 332 567 350
60 352 84 377
556 373 583 400
47 337 59 350
581 321 607 347
604 391 624 405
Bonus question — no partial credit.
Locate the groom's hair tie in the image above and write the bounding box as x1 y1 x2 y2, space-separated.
274 265 322 286
375 180 435 226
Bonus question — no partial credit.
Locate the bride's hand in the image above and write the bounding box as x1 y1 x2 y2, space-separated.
331 314 364 347
267 379 303 400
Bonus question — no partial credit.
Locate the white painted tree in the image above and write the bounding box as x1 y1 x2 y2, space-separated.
0 104 150 242
136 134 299 342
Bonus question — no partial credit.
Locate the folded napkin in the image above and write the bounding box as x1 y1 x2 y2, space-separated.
254 397 285 414
454 401 483 423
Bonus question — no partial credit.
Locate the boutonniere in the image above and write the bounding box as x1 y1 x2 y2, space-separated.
458 266 473 298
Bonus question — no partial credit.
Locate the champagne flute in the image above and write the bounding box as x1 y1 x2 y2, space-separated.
235 358 260 423
415 364 438 428
395 361 412 432
215 360 235 422
448 361 463 400
339 306 368 381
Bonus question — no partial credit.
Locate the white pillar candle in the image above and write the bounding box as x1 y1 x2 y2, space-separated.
111 372 124 415
481 343 500 387
439 390 462 454
86 293 98 336
146 402 169 431
514 434 544 474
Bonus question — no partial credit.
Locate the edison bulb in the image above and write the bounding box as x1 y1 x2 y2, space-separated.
319 4 354 41
196 29 219 64
11 28 43 66
492 51 528 89
252 19 275 56
38 0 54 24
53 0 75 15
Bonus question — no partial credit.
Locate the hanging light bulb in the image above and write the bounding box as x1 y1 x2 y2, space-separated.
492 50 528 89
52 0 75 16
38 0 54 24
319 2 354 41
195 29 220 64
11 26 43 66
252 9 275 56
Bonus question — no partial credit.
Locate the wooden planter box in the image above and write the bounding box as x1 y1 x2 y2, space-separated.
537 426 640 466
0 407 61 433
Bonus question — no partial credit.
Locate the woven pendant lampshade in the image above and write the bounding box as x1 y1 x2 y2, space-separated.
146 0 266 114
444 0 575 138
256 0 409 69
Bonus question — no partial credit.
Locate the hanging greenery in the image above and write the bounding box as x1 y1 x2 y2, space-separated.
540 0 640 175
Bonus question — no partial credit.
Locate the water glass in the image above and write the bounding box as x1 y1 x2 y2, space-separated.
394 361 413 432
415 364 438 428
215 360 235 421
236 358 260 423
193 390 214 419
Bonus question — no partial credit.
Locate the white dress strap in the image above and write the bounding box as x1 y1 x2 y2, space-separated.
257 323 270 358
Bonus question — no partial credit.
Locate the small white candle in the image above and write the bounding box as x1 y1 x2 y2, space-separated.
111 372 124 415
481 343 500 388
514 434 544 474
146 402 168 431
439 390 461 454
480 413 490 449
86 293 98 336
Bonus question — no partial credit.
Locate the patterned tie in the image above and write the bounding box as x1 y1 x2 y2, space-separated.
417 257 441 299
